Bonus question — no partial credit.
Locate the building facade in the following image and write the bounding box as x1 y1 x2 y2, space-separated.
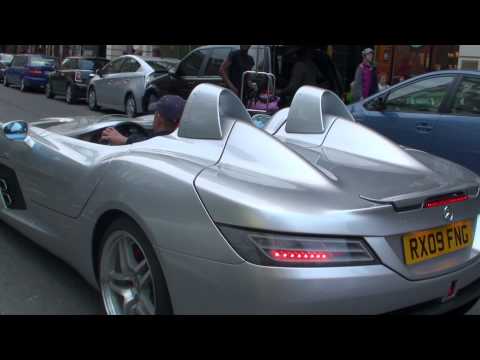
458 45 480 71
375 45 460 84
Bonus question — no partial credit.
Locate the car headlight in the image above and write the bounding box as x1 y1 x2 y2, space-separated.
218 225 378 267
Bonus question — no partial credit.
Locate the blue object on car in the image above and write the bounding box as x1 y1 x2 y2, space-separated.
348 70 480 175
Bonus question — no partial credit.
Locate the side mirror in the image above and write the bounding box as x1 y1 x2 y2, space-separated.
371 94 388 111
3 121 29 142
251 113 272 129
96 69 103 77
168 67 177 77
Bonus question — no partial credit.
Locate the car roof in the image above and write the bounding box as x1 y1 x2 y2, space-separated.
65 56 108 60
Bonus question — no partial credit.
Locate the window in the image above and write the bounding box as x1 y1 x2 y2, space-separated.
121 58 140 73
79 59 109 71
451 77 480 116
29 56 57 67
384 76 455 113
12 56 26 67
103 58 125 75
61 59 75 70
204 48 231 76
461 60 479 71
177 49 208 76
0 54 13 64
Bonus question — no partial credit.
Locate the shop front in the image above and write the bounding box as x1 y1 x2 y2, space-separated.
375 45 459 84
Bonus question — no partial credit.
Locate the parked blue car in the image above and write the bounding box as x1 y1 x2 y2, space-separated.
3 54 58 92
348 70 480 175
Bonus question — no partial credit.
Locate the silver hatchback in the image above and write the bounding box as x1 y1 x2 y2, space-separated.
87 55 179 117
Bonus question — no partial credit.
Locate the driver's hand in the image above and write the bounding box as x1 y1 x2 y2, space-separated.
100 127 128 145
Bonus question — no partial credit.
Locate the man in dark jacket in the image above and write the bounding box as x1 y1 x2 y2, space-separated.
100 95 186 145
352 48 378 102
219 45 255 96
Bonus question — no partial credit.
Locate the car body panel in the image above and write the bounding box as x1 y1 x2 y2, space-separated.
349 70 480 175
0 84 480 314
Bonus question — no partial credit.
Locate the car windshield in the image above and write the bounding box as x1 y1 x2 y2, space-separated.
79 59 109 71
0 54 13 64
30 56 57 67
146 60 175 72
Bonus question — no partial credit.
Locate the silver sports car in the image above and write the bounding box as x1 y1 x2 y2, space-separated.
1 84 480 315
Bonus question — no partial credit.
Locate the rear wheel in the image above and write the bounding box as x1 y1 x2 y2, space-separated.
65 84 75 104
98 216 173 315
45 82 54 99
125 94 137 118
88 87 99 110
145 92 159 113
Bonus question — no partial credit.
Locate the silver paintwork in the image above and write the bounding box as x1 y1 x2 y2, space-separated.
1 84 480 314
88 55 170 115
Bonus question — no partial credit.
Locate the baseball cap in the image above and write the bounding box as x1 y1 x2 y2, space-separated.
362 48 374 56
148 95 187 124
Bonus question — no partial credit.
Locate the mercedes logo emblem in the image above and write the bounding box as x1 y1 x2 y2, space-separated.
443 206 454 222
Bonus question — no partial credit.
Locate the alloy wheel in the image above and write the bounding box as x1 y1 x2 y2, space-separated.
126 96 136 117
100 230 157 315
88 89 97 110
66 86 72 103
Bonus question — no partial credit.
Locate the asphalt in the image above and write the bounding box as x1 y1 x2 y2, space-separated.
0 84 478 315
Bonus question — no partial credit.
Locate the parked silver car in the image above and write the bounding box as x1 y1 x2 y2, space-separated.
87 55 179 117
1 84 480 314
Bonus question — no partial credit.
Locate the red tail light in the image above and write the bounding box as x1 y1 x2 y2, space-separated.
270 249 330 263
28 69 42 76
424 194 468 208
74 71 82 82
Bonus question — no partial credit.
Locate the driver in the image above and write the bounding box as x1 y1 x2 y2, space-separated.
100 95 186 145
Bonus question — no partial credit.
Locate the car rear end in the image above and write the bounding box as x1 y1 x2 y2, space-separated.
179 118 480 314
24 55 57 90
72 58 109 99
187 169 480 314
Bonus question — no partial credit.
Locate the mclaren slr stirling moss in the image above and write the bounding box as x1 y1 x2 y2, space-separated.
1 84 480 314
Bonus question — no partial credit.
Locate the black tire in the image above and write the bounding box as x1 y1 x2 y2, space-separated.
446 298 479 315
98 216 173 315
20 78 28 92
65 84 76 104
144 92 159 113
45 82 54 99
125 94 137 118
88 87 99 110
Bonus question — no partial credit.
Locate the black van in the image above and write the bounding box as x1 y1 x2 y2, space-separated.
142 45 344 113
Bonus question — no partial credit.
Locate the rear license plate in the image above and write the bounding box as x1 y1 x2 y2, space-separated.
402 220 473 265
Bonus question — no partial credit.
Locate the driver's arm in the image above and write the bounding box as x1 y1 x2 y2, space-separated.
100 127 128 145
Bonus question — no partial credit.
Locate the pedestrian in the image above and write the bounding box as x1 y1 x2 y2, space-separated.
276 47 327 107
352 48 378 102
378 73 390 92
219 45 255 96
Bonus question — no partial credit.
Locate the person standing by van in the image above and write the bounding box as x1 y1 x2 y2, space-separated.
219 45 255 96
352 48 378 101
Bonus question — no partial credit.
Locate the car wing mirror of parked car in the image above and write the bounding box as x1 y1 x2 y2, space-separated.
2 121 29 142
168 68 177 77
373 93 388 111
96 69 103 77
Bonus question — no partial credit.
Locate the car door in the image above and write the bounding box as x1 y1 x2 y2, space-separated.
95 57 126 108
433 75 480 174
114 57 142 109
53 58 73 94
9 55 25 85
201 47 233 88
172 48 210 99
358 75 457 154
